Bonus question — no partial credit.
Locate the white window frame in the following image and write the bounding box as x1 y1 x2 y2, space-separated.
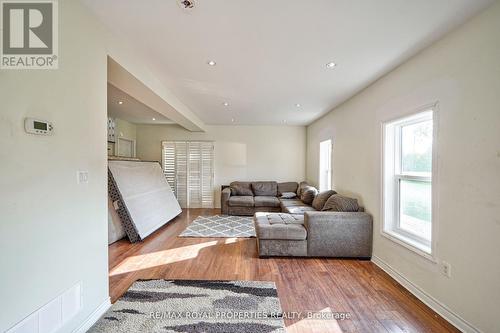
319 139 332 192
381 104 439 261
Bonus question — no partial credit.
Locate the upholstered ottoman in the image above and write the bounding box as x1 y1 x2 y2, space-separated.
253 212 308 257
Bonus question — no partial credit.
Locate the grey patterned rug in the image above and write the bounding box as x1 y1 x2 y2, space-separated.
179 215 256 238
89 279 285 333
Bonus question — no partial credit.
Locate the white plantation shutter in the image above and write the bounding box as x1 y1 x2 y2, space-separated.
188 141 202 208
175 141 188 208
162 141 214 208
163 142 176 193
200 142 214 208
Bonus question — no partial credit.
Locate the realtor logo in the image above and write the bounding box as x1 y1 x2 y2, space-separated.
1 0 58 69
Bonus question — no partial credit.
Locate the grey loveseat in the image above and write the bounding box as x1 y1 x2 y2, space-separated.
221 181 373 258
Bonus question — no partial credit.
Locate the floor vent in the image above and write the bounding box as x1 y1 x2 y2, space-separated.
6 282 82 333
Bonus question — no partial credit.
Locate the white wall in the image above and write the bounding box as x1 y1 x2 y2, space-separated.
136 124 306 207
0 1 109 332
306 3 500 332
109 118 137 156
114 118 137 143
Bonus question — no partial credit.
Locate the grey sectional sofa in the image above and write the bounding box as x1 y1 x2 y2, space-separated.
221 181 296 216
221 181 373 258
254 212 372 258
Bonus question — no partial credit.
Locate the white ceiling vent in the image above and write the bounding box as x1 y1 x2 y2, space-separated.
178 0 195 11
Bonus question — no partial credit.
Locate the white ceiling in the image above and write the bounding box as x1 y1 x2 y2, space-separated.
108 83 174 125
86 0 492 126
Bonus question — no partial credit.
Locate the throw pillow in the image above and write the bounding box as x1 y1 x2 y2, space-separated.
322 194 359 212
300 186 318 205
280 192 297 199
297 181 309 197
312 190 337 210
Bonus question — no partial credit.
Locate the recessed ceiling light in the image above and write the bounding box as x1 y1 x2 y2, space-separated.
223 102 229 106
207 60 216 66
326 62 337 69
295 103 301 108
152 118 156 121
178 0 195 10
118 101 123 105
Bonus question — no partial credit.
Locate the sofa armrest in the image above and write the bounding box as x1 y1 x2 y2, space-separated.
221 187 232 215
304 211 373 258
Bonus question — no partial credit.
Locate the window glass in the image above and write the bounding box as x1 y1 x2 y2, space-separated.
399 179 432 241
319 139 332 191
401 120 433 174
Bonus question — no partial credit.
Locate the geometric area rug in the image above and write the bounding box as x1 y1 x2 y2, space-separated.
88 279 285 333
178 215 256 238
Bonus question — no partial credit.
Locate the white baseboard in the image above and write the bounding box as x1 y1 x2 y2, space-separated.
72 298 111 333
371 255 481 333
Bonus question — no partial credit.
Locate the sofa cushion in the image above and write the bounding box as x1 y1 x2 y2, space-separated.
284 206 317 214
322 194 359 212
254 212 306 240
254 196 280 208
252 181 278 196
297 181 309 197
228 196 255 207
312 190 337 210
230 181 253 196
279 198 305 208
278 182 298 195
300 186 318 205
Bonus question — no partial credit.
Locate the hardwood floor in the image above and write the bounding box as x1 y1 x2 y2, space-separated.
108 209 459 333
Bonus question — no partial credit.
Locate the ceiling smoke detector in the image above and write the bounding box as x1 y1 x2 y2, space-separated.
178 0 195 10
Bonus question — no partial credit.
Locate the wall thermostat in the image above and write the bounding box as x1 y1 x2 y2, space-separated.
25 118 53 135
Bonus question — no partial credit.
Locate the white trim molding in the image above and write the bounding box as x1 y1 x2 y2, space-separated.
72 298 111 333
371 256 482 333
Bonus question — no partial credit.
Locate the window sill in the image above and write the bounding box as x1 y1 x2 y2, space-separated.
381 230 437 263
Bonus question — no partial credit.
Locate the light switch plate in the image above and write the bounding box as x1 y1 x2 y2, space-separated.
441 261 452 278
77 171 89 184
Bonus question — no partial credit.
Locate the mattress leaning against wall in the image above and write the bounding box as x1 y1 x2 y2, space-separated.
108 160 182 242
108 196 126 244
